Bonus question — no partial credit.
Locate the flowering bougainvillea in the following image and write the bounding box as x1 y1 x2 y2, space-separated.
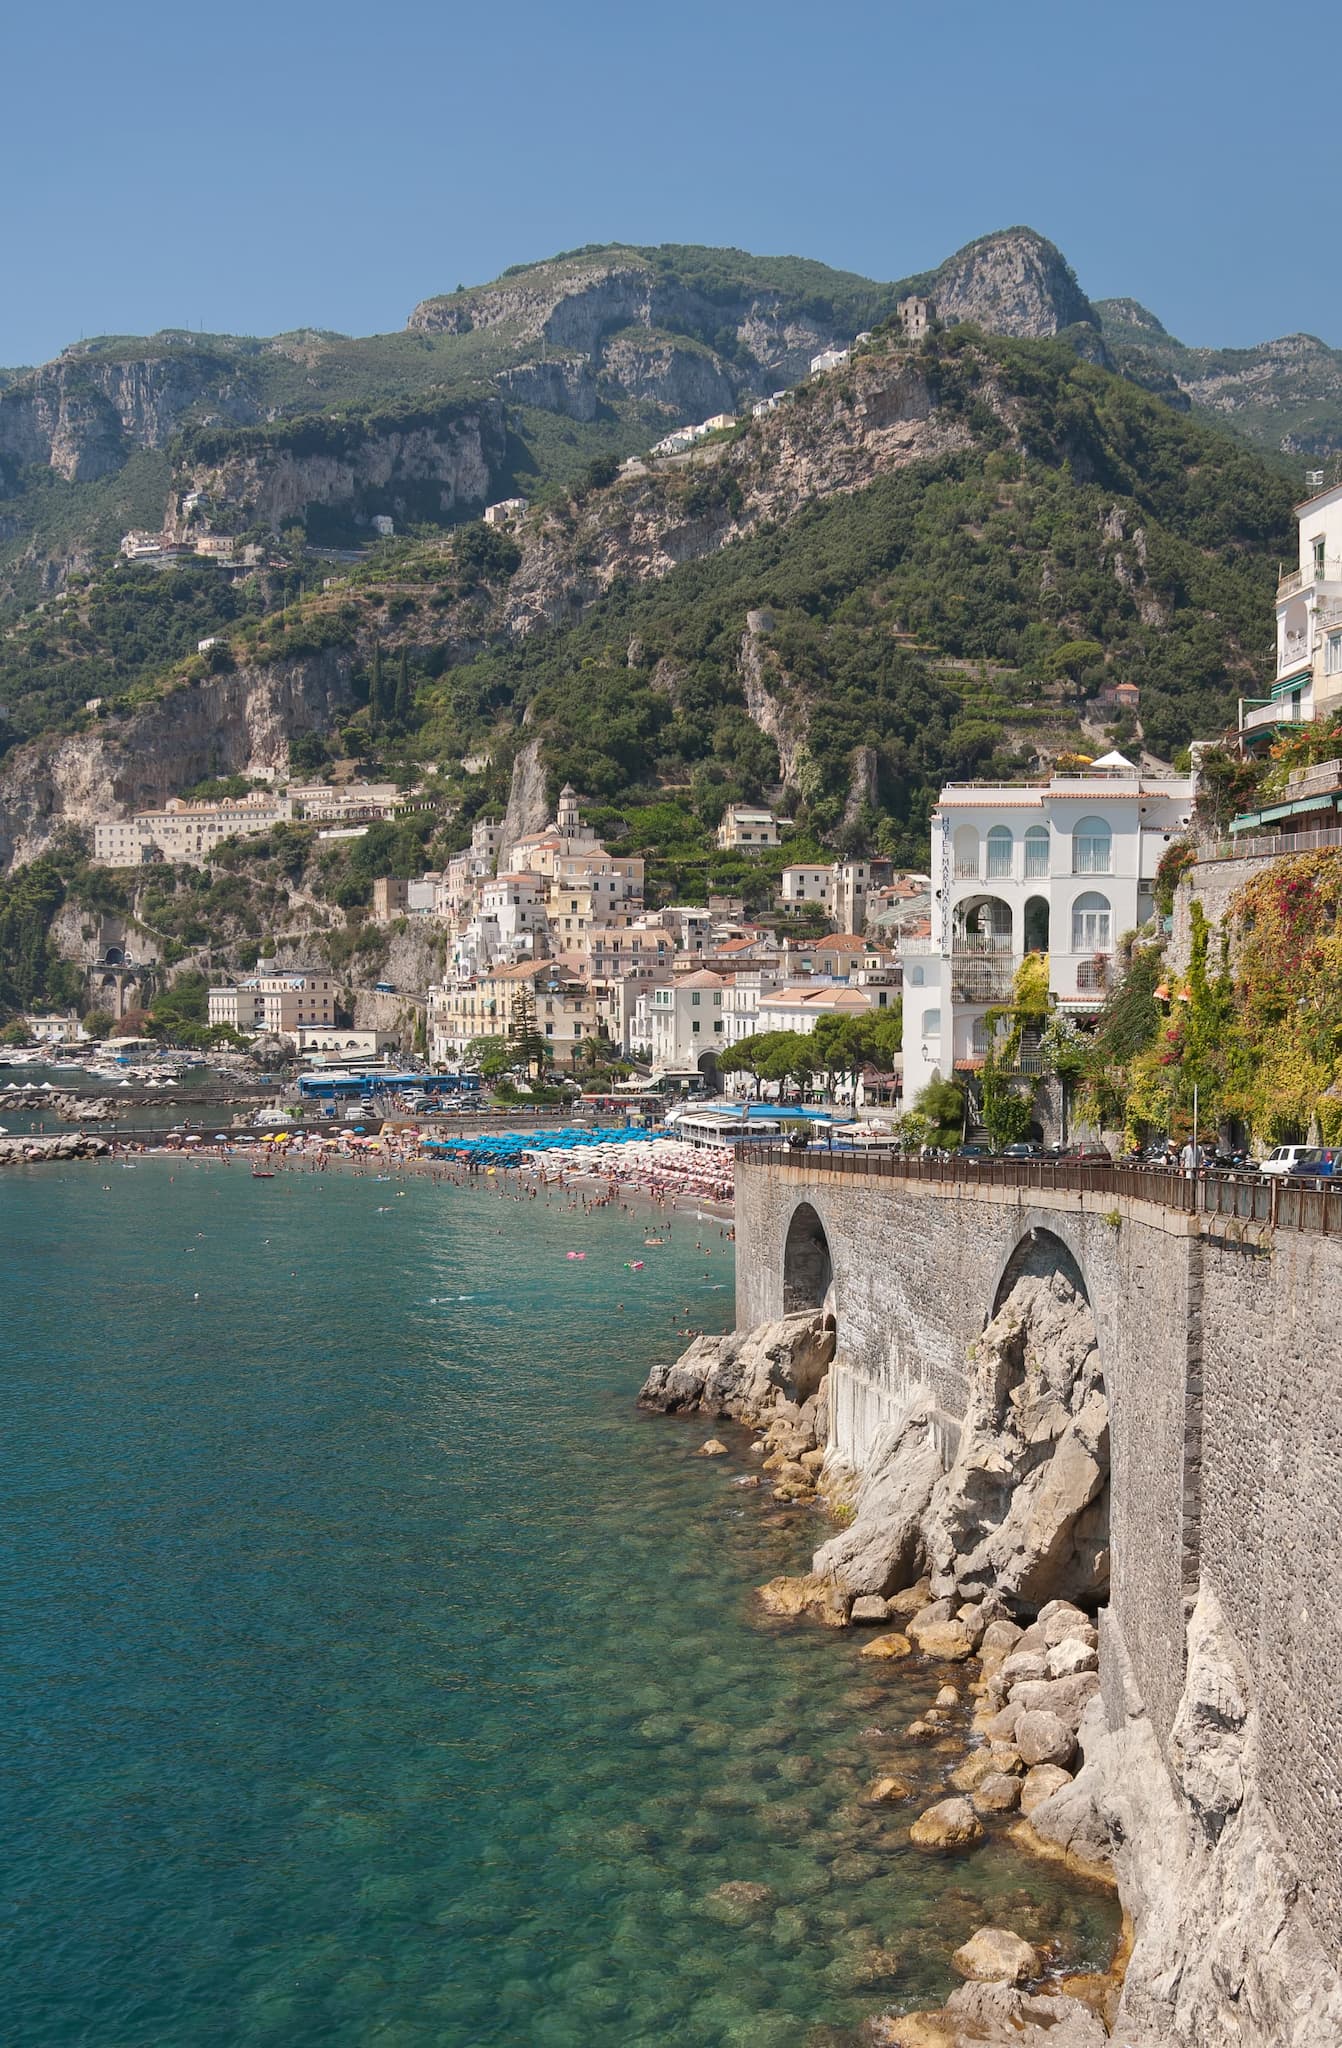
1073 852 1342 1145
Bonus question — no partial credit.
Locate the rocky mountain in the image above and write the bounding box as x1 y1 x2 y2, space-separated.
0 648 354 871
0 230 1106 605
896 228 1100 343
4 226 1333 615
1097 298 1342 458
0 321 1292 879
163 398 508 544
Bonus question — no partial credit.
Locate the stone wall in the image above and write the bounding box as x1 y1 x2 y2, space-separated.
1199 1228 1342 1953
1169 849 1276 976
735 1157 1342 1960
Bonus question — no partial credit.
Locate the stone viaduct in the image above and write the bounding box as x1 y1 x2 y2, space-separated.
735 1150 1342 1966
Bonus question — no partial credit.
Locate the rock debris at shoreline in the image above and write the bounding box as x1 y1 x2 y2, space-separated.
0 1134 111 1164
638 1269 1127 2046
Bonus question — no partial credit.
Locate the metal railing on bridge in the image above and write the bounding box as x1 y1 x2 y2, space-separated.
735 1143 1342 1236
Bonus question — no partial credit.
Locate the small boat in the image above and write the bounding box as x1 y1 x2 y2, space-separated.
251 1168 276 1179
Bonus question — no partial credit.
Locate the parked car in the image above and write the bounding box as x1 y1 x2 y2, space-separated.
1062 1144 1115 1166
954 1144 994 1161
1285 1148 1342 1181
1256 1144 1317 1178
1001 1141 1043 1160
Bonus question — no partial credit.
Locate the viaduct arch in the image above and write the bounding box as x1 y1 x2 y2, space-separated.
735 1152 1342 1971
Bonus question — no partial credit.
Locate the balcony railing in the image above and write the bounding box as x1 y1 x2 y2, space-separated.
1215 823 1342 862
950 948 1019 1003
1279 558 1342 601
1242 695 1311 734
734 1146 1342 1238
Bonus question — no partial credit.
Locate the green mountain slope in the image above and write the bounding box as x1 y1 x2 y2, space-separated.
1096 297 1342 459
0 229 1104 608
0 327 1292 889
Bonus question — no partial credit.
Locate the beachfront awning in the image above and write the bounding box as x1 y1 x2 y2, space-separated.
1230 793 1336 832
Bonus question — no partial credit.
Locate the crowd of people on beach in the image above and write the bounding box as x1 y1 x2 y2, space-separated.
102 1121 738 1218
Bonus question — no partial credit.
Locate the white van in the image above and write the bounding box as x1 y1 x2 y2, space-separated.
1257 1144 1315 1177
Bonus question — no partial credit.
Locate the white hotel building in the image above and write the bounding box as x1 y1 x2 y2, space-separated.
1240 477 1342 750
900 755 1195 1101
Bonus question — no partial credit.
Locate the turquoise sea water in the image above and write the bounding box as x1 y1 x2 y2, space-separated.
0 1160 1117 2047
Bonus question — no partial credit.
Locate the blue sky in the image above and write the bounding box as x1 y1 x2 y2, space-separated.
2 0 1335 365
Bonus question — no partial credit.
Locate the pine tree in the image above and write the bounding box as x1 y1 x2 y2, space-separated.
395 650 412 729
369 644 384 732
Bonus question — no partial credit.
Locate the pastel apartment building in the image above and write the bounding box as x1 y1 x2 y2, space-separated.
208 968 338 1037
716 804 782 850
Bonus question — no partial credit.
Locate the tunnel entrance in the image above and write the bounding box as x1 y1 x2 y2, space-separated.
783 1202 834 1317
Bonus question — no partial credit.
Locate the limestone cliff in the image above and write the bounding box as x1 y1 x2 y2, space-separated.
0 650 355 868
166 401 507 538
500 736 550 848
922 228 1100 342
497 357 599 422
407 250 847 385
0 348 261 484
499 352 966 641
597 331 739 416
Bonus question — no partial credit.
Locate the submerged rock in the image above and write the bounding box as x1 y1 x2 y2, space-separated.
698 1438 729 1457
859 1631 913 1661
862 1774 913 1804
700 1879 775 1925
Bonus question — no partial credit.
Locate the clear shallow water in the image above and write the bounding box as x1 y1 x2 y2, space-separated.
0 1161 1117 2048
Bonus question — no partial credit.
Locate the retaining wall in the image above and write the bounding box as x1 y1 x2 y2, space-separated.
735 1157 1342 1953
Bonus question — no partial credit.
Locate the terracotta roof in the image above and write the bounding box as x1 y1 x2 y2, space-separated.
677 968 727 989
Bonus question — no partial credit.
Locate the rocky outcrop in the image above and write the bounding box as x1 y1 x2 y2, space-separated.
808 1248 1108 1618
639 1309 834 1426
598 333 738 416
919 1258 1109 1608
812 1405 944 1600
497 358 598 422
0 347 260 483
167 401 506 538
1057 1590 1342 2047
0 1133 111 1164
0 649 355 869
869 1980 1109 2046
738 611 806 788
500 736 549 849
925 228 1099 342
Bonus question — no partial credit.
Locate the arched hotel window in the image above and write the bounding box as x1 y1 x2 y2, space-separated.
953 825 979 879
1072 890 1113 953
1024 825 1049 879
985 825 1013 879
1072 816 1112 875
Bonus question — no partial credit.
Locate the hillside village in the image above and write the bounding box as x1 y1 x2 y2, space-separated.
93 773 926 1092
